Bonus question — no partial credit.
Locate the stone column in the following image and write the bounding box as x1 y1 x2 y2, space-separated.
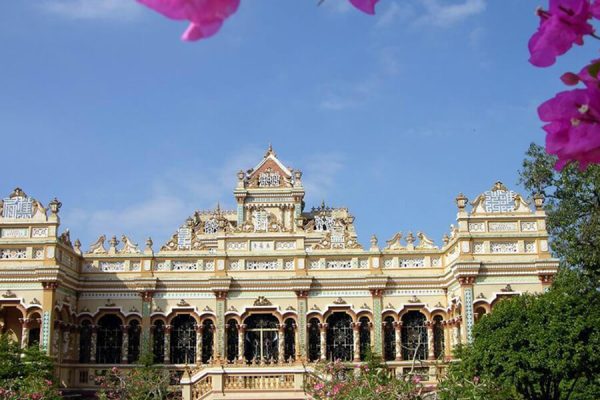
19 318 30 349
318 323 327 361
164 325 172 364
121 325 129 363
443 321 452 359
41 282 58 355
370 289 383 355
458 277 476 343
195 325 203 365
393 321 402 361
278 324 285 363
295 291 309 361
238 324 246 363
352 322 360 362
53 321 62 362
426 321 435 360
139 291 154 353
293 322 300 361
214 291 228 362
212 324 218 364
90 326 97 363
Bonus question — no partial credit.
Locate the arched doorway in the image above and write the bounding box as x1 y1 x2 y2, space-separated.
326 312 353 362
383 316 396 361
307 318 321 362
171 315 197 364
96 314 123 364
401 311 427 361
243 314 279 363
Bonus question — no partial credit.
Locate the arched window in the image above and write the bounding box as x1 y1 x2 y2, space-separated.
433 315 445 359
308 318 321 362
171 315 196 364
127 320 141 363
474 306 487 322
202 319 214 364
383 316 396 361
284 318 295 361
359 317 371 361
97 315 123 364
244 314 279 363
79 320 92 363
401 311 427 361
152 321 165 363
226 319 238 363
326 313 353 362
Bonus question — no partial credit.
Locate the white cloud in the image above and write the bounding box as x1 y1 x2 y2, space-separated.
39 0 141 20
376 2 414 28
416 0 486 27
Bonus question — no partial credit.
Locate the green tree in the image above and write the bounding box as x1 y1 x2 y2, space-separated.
0 334 61 400
520 143 600 282
442 269 600 400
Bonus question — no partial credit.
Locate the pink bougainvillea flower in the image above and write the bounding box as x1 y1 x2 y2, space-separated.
539 87 600 169
137 0 240 41
529 0 594 67
349 0 379 14
559 59 600 87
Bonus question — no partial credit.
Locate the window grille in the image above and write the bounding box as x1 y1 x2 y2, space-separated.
153 321 165 363
79 320 92 363
96 315 123 364
243 315 279 363
326 313 353 362
308 318 321 362
433 315 445 359
127 320 141 363
202 320 214 363
359 317 371 361
383 316 396 361
226 319 238 362
401 311 428 361
171 315 196 364
284 318 295 361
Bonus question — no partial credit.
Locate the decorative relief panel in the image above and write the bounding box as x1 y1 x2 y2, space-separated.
31 227 48 238
227 241 247 251
431 257 441 267
2 195 33 219
228 260 242 271
326 260 352 269
173 261 198 271
1 228 28 238
130 262 141 272
204 261 215 271
468 223 485 232
0 249 26 259
314 216 334 232
359 259 369 269
521 221 538 232
490 242 518 254
99 261 125 272
156 261 172 271
488 222 517 232
399 258 425 268
177 227 192 250
246 260 280 270
383 258 396 269
483 188 516 213
258 170 281 187
525 241 537 253
33 248 44 259
473 242 485 254
308 260 321 270
204 218 219 234
283 259 294 270
251 241 273 251
275 241 296 250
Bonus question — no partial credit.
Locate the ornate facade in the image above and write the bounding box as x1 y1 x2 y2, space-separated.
0 147 558 399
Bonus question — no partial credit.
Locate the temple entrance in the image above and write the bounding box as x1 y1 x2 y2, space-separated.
243 314 279 363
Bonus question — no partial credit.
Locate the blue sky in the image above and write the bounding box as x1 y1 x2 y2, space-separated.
0 0 593 249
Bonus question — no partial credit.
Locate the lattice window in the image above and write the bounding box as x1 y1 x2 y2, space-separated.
171 315 197 364
2 196 33 218
284 318 295 361
326 313 353 362
128 320 141 363
204 219 219 234
433 315 445 359
383 317 396 361
258 171 281 187
28 327 40 347
314 216 334 232
202 320 214 364
226 319 238 363
244 315 279 363
79 321 92 363
153 321 165 363
308 318 321 362
401 311 427 361
359 317 371 361
96 315 123 364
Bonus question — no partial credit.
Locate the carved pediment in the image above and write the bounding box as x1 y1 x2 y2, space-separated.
471 182 532 214
0 188 48 220
253 296 272 306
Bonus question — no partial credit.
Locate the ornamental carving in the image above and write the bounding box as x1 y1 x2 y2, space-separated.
500 284 514 292
416 232 437 249
489 222 517 232
253 296 272 306
490 242 518 254
1 188 46 219
0 228 28 238
88 235 107 254
332 297 346 305
120 235 141 254
0 249 26 259
407 295 421 303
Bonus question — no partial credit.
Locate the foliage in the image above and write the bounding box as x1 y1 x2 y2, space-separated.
520 143 600 282
96 342 177 400
306 355 425 400
0 334 61 400
440 269 600 400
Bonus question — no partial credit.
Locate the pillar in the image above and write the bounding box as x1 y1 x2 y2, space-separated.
295 291 308 360
19 318 30 349
294 322 300 361
393 321 402 361
458 277 475 343
426 321 435 360
164 325 172 363
214 291 228 362
121 325 129 363
238 324 246 362
318 323 327 361
195 325 203 364
41 282 58 355
140 291 153 352
212 324 218 364
278 324 285 363
352 322 360 362
90 325 97 363
443 321 452 358
370 289 383 355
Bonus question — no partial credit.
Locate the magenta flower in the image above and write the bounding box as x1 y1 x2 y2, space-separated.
349 0 380 15
539 87 600 169
528 0 594 67
137 0 240 41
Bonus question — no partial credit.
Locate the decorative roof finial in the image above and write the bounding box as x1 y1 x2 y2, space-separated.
265 143 276 157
